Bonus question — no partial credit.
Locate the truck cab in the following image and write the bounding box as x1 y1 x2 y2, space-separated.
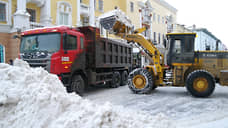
20 26 85 83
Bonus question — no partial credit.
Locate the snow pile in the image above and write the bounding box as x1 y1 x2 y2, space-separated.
0 59 175 128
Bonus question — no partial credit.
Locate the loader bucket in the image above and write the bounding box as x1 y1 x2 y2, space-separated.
99 9 133 34
100 15 117 30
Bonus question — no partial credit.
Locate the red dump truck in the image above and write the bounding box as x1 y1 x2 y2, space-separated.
19 26 132 95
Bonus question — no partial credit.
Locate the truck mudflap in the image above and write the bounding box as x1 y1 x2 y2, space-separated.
220 70 228 86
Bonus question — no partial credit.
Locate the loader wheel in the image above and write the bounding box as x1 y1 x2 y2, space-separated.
128 68 154 94
71 75 85 96
110 71 121 88
186 70 215 97
121 71 128 86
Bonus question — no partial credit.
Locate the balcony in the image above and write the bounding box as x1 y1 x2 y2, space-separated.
80 3 89 16
29 22 45 29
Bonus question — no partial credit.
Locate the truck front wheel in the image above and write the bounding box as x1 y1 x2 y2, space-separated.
71 75 85 96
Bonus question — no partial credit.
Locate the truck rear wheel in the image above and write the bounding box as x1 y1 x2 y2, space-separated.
128 68 154 94
71 75 85 96
121 71 128 86
110 71 121 88
186 70 215 97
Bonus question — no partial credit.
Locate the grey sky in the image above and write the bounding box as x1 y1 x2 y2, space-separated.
167 0 228 46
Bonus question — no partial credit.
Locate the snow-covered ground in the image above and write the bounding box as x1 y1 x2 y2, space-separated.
85 83 228 128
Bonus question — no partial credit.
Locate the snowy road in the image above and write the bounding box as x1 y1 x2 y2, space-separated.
85 84 228 127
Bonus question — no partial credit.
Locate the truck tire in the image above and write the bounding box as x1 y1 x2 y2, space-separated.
128 68 154 94
71 75 85 96
185 70 215 97
121 71 128 86
110 71 121 88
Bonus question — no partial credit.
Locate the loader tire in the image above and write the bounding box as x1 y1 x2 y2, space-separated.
128 68 154 94
110 71 121 88
71 75 85 96
121 71 128 86
186 70 215 98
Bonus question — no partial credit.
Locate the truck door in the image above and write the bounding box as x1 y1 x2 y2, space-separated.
62 32 80 72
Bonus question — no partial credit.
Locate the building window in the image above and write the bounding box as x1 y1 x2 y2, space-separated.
80 0 82 3
153 13 156 22
98 0 103 12
158 15 160 23
130 2 134 12
27 8 36 22
0 3 6 22
60 12 69 25
158 33 160 44
57 2 72 25
153 32 156 43
162 17 164 24
94 0 96 10
0 44 5 63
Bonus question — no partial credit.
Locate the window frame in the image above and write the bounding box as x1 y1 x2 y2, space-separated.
57 1 72 26
0 1 8 23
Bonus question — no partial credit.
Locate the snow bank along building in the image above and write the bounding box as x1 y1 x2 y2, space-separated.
0 0 177 65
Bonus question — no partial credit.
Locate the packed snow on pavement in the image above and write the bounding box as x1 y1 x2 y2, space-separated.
1 59 228 128
85 81 228 128
0 59 175 128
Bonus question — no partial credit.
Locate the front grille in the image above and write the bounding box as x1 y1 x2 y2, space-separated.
23 59 49 68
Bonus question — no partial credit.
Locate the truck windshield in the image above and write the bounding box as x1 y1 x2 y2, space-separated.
20 33 61 53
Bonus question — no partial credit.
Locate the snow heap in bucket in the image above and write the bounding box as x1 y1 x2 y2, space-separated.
99 9 133 33
0 59 175 128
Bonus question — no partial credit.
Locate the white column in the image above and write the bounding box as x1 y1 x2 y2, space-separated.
13 0 30 31
40 0 52 26
89 0 95 27
77 0 81 26
139 9 142 28
150 15 153 40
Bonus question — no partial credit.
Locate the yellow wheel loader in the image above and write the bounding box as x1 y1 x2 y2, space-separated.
99 9 228 97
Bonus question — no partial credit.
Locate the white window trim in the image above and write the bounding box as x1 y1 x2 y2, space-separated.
0 1 10 25
56 1 72 26
0 44 5 63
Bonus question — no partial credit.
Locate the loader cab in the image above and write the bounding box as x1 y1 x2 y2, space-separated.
166 33 196 66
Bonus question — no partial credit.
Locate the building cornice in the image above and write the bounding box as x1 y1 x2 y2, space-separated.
153 0 177 14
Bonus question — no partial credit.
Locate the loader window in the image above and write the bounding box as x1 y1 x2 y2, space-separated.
173 40 181 54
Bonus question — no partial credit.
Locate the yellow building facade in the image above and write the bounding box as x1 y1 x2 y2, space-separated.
0 0 176 63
